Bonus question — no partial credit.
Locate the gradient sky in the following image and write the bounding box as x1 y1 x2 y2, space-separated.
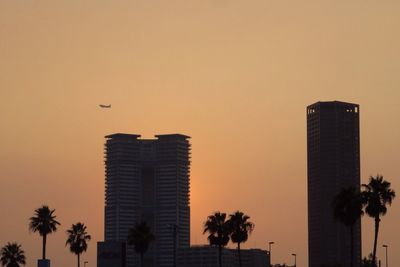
1 1 399 267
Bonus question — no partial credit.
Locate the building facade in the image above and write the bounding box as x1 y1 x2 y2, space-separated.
307 101 361 267
101 133 191 267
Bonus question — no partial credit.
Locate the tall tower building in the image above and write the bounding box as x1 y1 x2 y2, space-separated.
103 133 191 267
307 101 361 267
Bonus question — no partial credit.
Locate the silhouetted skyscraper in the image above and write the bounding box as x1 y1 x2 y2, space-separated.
307 101 361 267
103 133 191 267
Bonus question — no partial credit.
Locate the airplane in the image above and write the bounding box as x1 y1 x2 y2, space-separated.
99 104 111 108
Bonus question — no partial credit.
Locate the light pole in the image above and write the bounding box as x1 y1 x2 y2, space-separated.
268 241 275 267
84 261 88 267
292 253 297 267
383 245 388 267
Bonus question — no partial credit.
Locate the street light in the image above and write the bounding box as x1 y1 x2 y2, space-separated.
292 253 297 267
382 245 388 267
268 242 275 267
84 261 88 267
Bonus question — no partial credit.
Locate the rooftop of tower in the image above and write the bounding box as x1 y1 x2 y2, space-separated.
155 133 190 139
105 133 141 139
105 133 190 140
307 100 359 107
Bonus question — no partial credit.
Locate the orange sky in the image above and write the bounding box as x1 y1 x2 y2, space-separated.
1 1 399 266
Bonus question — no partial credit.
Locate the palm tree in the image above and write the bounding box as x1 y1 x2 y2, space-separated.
127 221 155 267
203 212 231 267
0 242 26 267
227 211 254 267
332 186 363 267
362 175 396 266
29 205 60 260
66 222 91 267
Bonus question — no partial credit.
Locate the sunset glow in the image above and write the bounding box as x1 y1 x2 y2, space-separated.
1 1 399 267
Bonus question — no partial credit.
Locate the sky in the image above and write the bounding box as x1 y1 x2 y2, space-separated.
0 1 399 266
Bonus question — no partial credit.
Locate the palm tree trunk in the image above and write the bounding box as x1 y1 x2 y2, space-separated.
350 225 354 267
42 234 47 259
238 242 242 267
78 254 80 267
218 245 222 267
140 253 144 267
372 216 380 267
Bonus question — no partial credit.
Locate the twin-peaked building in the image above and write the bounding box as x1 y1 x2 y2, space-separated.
99 134 191 267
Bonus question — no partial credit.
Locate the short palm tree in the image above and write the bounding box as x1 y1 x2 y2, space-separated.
66 222 91 267
362 175 395 266
29 205 60 260
0 242 26 267
332 186 363 267
227 211 254 267
127 221 155 267
203 212 231 267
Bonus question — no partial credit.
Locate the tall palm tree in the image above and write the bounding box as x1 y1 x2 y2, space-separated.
66 222 91 267
127 221 155 267
29 205 60 260
362 175 396 266
332 186 363 267
227 211 254 267
0 242 26 267
203 212 231 267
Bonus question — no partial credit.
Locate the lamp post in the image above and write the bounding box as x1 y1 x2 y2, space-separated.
268 241 275 267
292 253 297 267
84 261 88 267
382 245 388 267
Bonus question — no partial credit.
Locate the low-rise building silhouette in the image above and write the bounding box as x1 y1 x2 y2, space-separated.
178 246 270 267
97 241 126 267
